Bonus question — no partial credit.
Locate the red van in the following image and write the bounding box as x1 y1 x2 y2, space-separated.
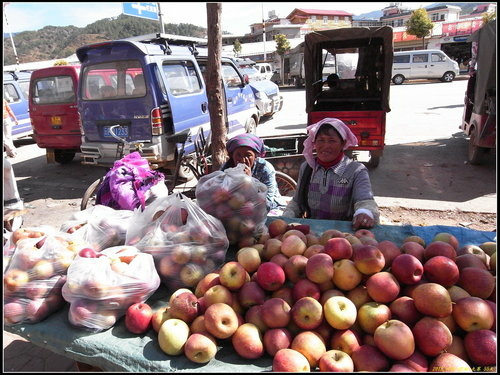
29 65 81 164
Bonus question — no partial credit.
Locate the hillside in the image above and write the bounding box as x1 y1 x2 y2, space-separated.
3 14 207 65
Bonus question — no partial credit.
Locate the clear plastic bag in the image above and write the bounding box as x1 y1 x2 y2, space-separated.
127 193 229 291
195 163 268 245
3 232 81 325
61 245 160 332
61 205 133 251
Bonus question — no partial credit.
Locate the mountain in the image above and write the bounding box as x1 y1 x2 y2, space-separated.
3 14 207 65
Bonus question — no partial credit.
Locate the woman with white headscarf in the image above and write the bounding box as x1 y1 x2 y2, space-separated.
282 118 379 229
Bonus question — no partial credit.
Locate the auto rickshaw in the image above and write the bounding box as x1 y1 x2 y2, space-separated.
303 26 393 167
460 19 496 165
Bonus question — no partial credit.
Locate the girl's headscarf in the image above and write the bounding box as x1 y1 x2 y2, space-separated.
226 133 266 157
303 118 358 167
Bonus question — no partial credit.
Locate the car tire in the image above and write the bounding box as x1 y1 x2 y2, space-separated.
440 71 455 82
246 117 257 134
467 126 487 165
54 149 75 164
392 75 405 85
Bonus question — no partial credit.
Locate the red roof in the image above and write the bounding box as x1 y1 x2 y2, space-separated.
287 8 353 19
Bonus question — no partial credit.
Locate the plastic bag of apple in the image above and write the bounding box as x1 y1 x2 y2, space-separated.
3 232 83 325
126 193 229 291
145 219 496 372
60 205 133 251
61 245 160 332
195 163 268 246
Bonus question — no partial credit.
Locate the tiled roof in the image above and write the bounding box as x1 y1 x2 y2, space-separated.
287 8 353 18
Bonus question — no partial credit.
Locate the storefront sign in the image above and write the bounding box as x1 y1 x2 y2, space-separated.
453 36 469 42
393 31 421 42
442 20 483 37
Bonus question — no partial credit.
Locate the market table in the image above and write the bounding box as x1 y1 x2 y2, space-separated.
4 217 496 372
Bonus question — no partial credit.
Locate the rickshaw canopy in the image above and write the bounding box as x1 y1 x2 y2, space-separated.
304 26 394 113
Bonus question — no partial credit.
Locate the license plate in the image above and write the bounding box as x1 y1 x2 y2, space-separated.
51 116 62 125
104 126 129 137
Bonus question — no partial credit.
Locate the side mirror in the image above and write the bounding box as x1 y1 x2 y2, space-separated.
243 74 250 85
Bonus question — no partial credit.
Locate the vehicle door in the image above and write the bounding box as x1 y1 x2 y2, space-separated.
29 67 81 148
429 51 450 78
410 52 430 79
3 76 31 137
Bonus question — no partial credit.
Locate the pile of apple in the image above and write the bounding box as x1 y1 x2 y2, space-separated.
126 195 229 291
61 204 133 251
3 231 82 325
195 165 268 246
61 245 160 332
146 219 496 371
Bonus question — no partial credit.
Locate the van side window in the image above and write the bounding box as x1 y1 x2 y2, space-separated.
222 63 242 87
431 53 446 62
412 54 428 63
4 83 21 102
32 76 75 104
394 55 410 63
162 61 202 96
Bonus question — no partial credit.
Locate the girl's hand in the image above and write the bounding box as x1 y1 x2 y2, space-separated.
352 214 375 230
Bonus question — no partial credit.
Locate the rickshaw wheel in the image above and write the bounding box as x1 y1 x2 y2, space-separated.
81 178 104 210
275 171 297 197
468 127 487 165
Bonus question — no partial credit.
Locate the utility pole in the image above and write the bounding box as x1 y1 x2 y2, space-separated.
262 3 266 61
3 3 20 67
157 2 165 33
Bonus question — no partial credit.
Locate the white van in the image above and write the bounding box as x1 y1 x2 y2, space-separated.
391 49 460 85
254 63 274 81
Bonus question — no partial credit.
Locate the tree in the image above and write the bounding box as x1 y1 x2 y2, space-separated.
206 3 226 171
274 34 291 85
405 8 434 49
233 39 242 57
482 11 496 24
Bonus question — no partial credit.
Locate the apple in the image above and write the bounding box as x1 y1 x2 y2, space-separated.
484 300 496 332
463 329 496 366
231 323 265 359
184 332 217 364
479 241 496 256
262 238 282 260
323 237 353 261
291 296 323 330
457 244 488 264
31 259 55 279
268 218 289 238
125 302 153 334
261 297 291 328
432 232 459 250
447 285 471 302
237 281 266 309
357 301 392 334
168 288 193 304
282 228 308 243
412 316 452 357
4 269 30 292
452 296 494 332
283 254 308 283
446 335 470 362
291 330 326 368
236 247 261 273
423 256 460 287
203 284 233 307
204 302 239 339
354 228 376 239
429 352 472 372
319 288 344 305
244 304 268 333
272 286 294 307
424 241 457 261
272 348 310 372
292 278 321 302
190 315 208 334
151 306 172 332
305 253 334 284
374 240 400 268
389 296 422 327
4 300 26 324
255 262 285 291
319 349 354 372
332 259 363 291
396 349 429 372
179 263 204 288
374 319 415 360
323 295 357 330
305 233 320 247
345 285 371 309
269 253 288 267
82 279 109 299
218 261 247 291
352 245 385 275
365 271 400 303
457 267 495 299
158 318 190 355
23 280 49 300
263 328 293 356
303 244 324 258
330 329 362 356
489 252 496 274
351 344 390 372
169 291 199 324
287 223 310 235
403 235 426 247
400 241 425 262
78 247 98 258
194 272 220 298
455 253 488 271
280 234 307 257
412 282 452 318
390 254 424 285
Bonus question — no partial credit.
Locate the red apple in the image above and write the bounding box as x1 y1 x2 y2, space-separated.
203 284 233 307
268 219 289 238
374 319 415 360
303 244 324 258
232 322 265 359
283 254 308 283
272 348 310 372
125 302 153 334
390 254 424 285
280 234 307 257
351 344 390 372
291 330 326 368
269 253 288 267
412 316 452 357
305 253 334 284
183 332 217 363
452 296 494 332
455 253 488 271
352 245 385 275
463 329 496 366
357 301 392 335
204 302 239 339
400 241 425 262
365 271 400 303
263 328 293 356
354 229 376 239
151 306 172 333
395 349 429 372
447 285 471 302
429 352 472 372
377 240 401 269
432 232 459 250
287 223 310 235
261 297 291 328
255 262 285 291
245 304 268 333
412 282 452 318
319 349 354 372
330 329 362 356
423 255 460 287
169 291 199 324
457 267 495 299
345 284 371 309
272 286 294 307
236 247 261 273
291 296 323 330
332 259 363 291
424 241 457 261
78 247 98 258
237 281 266 309
318 229 345 245
194 272 220 298
4 300 26 324
403 235 426 247
323 237 353 261
262 238 282 260
389 296 422 327
292 278 321 302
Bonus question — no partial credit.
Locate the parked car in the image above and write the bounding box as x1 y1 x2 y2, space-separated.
239 66 265 82
254 63 275 81
3 71 32 139
247 79 283 118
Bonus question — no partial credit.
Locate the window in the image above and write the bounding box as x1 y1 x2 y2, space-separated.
440 14 445 20
344 16 349 21
32 75 75 104
334 16 339 23
221 63 242 87
323 16 328 24
431 53 446 62
3 83 20 102
311 15 316 22
431 13 439 21
394 54 410 63
162 60 202 96
412 54 429 63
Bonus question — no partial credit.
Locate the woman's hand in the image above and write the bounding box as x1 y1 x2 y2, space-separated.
352 213 375 230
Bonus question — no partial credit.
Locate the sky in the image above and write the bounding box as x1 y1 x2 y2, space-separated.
3 2 435 35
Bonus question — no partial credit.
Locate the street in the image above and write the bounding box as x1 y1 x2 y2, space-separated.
9 78 496 230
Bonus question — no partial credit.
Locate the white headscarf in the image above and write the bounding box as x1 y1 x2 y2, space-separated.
303 118 358 168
